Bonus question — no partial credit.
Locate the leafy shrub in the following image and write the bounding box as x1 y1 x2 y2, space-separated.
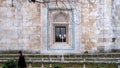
97 65 106 68
2 59 17 68
53 65 63 68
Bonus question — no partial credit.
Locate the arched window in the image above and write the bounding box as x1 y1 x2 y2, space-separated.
52 12 69 43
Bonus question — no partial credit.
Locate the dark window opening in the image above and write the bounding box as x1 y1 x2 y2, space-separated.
55 26 66 42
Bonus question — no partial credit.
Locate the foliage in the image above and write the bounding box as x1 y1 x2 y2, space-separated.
96 65 106 68
53 65 63 68
2 59 17 68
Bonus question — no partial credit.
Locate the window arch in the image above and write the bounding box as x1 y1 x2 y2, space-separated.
53 12 69 22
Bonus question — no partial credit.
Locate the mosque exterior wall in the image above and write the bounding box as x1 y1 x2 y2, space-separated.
0 0 120 54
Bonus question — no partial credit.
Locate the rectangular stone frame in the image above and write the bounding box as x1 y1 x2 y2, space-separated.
46 7 75 50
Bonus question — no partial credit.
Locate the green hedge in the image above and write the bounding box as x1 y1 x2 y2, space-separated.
53 65 63 68
2 59 17 68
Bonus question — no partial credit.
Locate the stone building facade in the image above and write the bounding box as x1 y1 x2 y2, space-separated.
0 0 120 54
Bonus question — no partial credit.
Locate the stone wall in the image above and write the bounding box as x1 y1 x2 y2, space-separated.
0 0 119 54
112 0 120 50
0 0 41 52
